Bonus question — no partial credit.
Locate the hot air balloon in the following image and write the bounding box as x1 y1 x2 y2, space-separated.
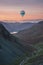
20 10 25 17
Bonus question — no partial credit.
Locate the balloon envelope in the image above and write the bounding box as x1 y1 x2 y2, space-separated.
20 10 25 17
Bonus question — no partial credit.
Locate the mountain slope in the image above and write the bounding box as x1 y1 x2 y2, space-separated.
0 23 28 65
0 22 38 65
15 21 43 46
14 21 43 65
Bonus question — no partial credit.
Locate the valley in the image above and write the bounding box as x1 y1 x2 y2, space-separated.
0 21 43 65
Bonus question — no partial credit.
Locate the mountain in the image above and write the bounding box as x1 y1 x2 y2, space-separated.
0 21 43 65
1 22 34 33
14 21 43 65
38 21 43 24
0 23 27 65
0 22 36 65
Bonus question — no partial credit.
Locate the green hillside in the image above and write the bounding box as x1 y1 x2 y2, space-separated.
14 21 43 65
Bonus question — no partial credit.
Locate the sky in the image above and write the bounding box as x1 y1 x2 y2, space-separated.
0 0 43 21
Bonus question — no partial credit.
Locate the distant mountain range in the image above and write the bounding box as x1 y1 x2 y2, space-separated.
1 22 34 34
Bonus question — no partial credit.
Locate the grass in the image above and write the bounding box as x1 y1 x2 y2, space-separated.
23 42 43 65
34 42 43 49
